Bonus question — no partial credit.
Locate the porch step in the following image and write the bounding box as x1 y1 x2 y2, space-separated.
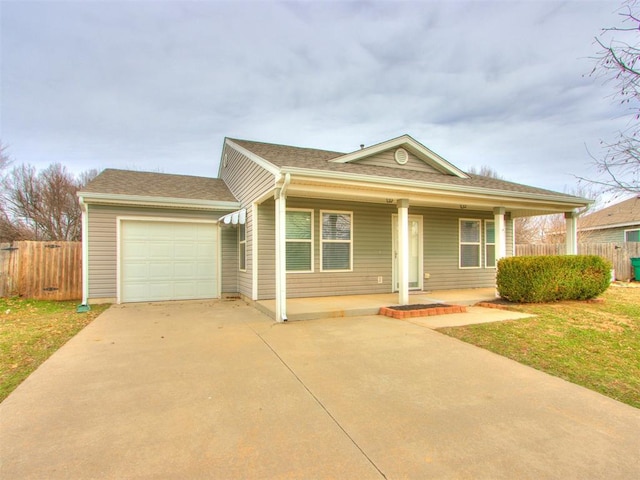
379 304 467 320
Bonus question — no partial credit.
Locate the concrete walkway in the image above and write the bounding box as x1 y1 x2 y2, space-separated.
1 300 639 479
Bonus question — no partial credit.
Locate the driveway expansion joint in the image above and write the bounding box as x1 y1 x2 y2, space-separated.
248 325 388 480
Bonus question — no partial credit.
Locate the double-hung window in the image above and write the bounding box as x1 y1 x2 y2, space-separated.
459 219 481 268
625 229 640 242
321 211 352 271
485 220 496 268
286 209 313 272
239 223 246 271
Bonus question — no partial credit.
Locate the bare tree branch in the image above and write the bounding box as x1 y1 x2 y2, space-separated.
586 0 640 193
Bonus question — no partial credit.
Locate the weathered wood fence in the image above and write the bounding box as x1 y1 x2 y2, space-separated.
515 243 640 281
0 241 82 300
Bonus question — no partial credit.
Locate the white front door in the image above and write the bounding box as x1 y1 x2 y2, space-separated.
392 215 423 291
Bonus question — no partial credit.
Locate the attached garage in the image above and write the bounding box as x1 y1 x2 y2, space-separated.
119 219 218 303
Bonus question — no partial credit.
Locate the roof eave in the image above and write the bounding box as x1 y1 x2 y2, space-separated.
280 167 590 209
579 221 640 232
77 191 241 211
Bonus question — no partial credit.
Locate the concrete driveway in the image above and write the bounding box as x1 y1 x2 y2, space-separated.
1 300 639 479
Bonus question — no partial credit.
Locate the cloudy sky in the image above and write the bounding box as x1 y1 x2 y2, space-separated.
0 0 632 195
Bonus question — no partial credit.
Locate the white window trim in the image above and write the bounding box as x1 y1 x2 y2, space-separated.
286 208 314 273
238 223 246 272
624 228 640 242
485 220 496 269
320 210 353 272
459 218 482 269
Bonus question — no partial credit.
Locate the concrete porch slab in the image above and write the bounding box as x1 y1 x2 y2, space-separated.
255 288 503 322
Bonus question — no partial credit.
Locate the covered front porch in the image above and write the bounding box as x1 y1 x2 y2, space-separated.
255 287 498 322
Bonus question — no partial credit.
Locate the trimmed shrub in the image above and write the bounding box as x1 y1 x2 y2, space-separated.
497 255 611 303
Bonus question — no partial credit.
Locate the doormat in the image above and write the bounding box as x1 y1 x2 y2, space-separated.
379 303 466 319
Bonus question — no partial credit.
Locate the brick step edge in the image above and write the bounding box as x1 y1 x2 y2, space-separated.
379 305 467 319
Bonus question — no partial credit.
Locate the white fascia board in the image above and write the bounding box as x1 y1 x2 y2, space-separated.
329 134 469 179
225 139 281 176
78 192 241 211
579 221 640 232
281 167 590 208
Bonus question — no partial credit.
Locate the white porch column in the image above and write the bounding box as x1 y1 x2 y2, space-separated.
251 202 259 301
275 191 287 322
397 199 410 305
274 174 291 322
565 211 578 255
493 207 507 261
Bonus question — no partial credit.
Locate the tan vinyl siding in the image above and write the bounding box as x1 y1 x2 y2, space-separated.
506 216 514 257
353 149 442 174
220 227 238 294
580 226 639 243
259 198 395 299
236 204 254 297
220 144 275 299
418 207 499 290
258 199 276 300
257 199 509 299
219 144 275 204
86 204 231 299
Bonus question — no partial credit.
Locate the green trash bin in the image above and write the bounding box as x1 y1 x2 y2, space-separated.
632 258 640 281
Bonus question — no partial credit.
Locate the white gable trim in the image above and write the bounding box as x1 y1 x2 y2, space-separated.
329 134 469 179
224 139 281 176
78 192 240 211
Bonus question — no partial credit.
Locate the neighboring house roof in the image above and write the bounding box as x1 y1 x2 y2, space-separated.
78 169 239 209
579 195 640 231
228 137 586 201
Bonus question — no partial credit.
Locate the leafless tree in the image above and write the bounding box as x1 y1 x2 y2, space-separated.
1 161 98 242
585 0 640 193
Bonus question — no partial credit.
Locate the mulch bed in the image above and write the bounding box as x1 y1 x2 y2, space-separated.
380 303 466 319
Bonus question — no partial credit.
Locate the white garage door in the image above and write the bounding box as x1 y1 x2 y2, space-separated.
120 220 218 303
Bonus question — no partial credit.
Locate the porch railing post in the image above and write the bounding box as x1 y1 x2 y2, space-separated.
565 211 579 255
493 207 506 261
398 199 409 305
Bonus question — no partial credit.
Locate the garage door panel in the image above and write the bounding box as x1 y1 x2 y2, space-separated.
120 220 218 303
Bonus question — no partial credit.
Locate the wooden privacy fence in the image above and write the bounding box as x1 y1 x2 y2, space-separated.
515 243 640 281
0 241 82 300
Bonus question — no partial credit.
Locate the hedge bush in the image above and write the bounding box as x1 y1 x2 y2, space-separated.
496 255 611 303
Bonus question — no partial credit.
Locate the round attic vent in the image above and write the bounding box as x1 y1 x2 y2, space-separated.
394 148 409 165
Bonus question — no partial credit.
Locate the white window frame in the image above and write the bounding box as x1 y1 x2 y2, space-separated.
459 218 482 269
624 228 640 242
238 222 246 272
286 208 314 273
485 220 496 269
320 210 353 272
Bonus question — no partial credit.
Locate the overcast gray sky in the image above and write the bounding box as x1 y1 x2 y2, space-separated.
0 0 630 194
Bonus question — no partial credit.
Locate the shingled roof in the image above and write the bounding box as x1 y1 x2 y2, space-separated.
579 195 640 230
229 138 585 201
81 169 237 203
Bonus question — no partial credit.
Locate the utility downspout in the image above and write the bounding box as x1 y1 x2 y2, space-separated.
77 196 91 312
275 173 291 322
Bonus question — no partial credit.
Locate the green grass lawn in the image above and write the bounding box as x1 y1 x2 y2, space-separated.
0 298 110 403
439 286 640 409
